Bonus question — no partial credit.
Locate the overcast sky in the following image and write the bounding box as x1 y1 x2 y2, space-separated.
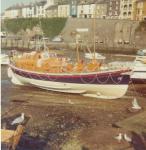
1 0 34 12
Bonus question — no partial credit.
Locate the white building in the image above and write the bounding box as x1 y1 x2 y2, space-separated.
22 4 36 18
58 3 70 17
77 1 96 18
46 5 58 18
96 2 107 19
44 0 56 9
35 0 47 18
4 5 22 19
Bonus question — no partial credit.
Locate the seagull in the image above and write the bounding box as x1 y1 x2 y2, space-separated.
132 98 141 110
68 99 74 105
114 133 122 143
11 113 25 125
124 133 132 142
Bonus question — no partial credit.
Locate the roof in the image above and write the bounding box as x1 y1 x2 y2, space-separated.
46 5 58 10
5 5 23 10
136 0 146 2
78 0 107 5
36 0 47 6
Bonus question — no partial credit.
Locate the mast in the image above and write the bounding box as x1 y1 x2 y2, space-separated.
93 3 96 61
37 1 46 52
76 34 80 62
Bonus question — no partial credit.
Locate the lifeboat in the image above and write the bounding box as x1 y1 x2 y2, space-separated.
8 51 131 99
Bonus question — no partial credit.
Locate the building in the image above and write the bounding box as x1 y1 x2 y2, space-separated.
107 0 120 19
4 7 13 19
4 5 23 19
119 0 136 20
46 5 58 17
70 0 78 17
58 2 70 17
22 3 36 18
134 0 146 21
95 1 107 19
35 0 47 18
77 1 96 18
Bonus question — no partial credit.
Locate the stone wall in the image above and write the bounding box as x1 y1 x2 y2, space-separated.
61 18 146 51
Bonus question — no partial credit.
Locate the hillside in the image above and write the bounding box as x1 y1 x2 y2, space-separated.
2 18 67 39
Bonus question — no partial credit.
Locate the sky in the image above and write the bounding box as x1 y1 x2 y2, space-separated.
1 0 34 13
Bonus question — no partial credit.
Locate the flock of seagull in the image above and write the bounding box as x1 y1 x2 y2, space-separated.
114 133 132 143
114 97 142 143
10 97 142 144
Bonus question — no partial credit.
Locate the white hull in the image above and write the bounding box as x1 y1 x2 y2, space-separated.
132 57 146 81
109 59 146 82
131 72 146 80
8 68 128 99
0 54 9 65
85 53 105 60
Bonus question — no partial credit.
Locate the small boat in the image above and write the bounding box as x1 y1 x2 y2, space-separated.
109 56 146 84
85 52 105 60
131 56 146 84
137 49 146 56
0 54 10 65
1 125 24 150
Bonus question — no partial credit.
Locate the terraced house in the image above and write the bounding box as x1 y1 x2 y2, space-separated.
4 4 23 19
77 1 96 18
134 0 146 20
46 5 58 18
35 0 47 18
70 0 78 17
21 3 36 18
119 0 137 20
95 0 107 19
107 0 121 19
58 2 70 17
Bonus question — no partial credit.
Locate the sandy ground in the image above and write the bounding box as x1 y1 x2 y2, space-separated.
1 53 146 150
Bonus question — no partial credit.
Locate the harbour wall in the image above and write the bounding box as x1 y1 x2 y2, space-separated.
61 18 146 52
2 18 146 53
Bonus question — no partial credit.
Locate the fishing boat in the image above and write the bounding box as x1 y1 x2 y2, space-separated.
8 50 131 99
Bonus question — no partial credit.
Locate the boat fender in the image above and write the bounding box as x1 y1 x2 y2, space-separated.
8 67 13 78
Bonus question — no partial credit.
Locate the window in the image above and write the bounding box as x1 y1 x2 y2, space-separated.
128 12 131 16
123 12 127 16
124 5 127 9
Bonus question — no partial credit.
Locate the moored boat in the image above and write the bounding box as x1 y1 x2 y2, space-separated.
131 56 146 84
0 54 9 65
85 52 105 60
8 51 131 99
109 56 146 84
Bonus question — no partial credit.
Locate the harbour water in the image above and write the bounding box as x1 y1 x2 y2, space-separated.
1 49 146 150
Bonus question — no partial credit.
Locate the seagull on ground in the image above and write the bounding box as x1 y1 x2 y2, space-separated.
132 98 141 110
68 99 74 105
11 113 25 125
124 133 132 142
114 133 122 143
